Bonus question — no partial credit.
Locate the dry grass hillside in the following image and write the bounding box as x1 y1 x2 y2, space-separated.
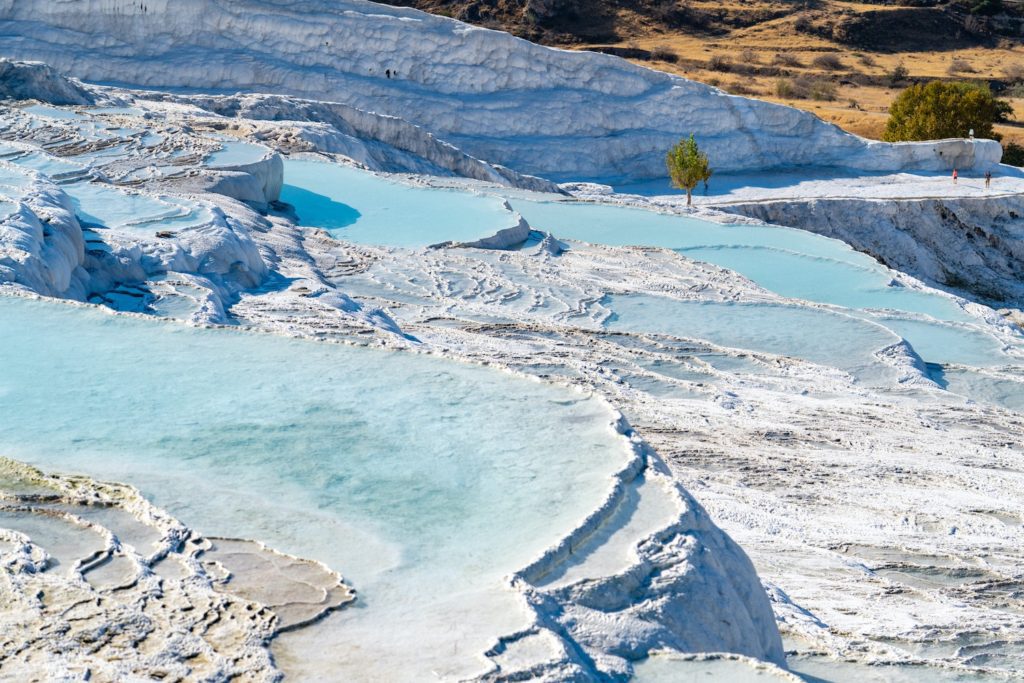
381 0 1024 147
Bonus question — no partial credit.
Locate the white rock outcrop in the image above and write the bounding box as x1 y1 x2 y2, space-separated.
200 152 285 207
0 58 94 105
177 94 562 192
0 0 1001 180
0 169 89 299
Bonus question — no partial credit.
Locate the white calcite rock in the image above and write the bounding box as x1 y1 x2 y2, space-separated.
199 152 285 207
0 58 94 105
0 457 354 680
0 168 89 299
0 0 1001 180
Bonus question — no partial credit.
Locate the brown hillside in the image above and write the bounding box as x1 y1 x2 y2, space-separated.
379 0 1024 146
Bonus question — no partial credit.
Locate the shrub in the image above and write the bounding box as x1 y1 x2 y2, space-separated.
947 58 975 75
708 54 732 72
740 48 759 65
809 79 838 101
883 81 1013 142
775 76 837 101
775 78 797 98
773 52 804 68
858 54 877 67
812 53 844 71
1003 141 1024 167
1004 64 1024 83
651 45 679 63
666 134 712 206
726 80 758 96
887 62 909 87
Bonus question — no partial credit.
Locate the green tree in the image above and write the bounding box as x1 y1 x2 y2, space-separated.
666 134 711 206
1003 141 1024 167
882 81 1012 142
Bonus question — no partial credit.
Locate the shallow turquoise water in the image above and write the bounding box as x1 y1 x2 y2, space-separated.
874 317 1007 367
65 182 210 233
281 158 517 247
7 151 84 176
280 159 975 325
205 139 270 167
22 103 85 120
511 199 970 322
277 162 1023 406
789 655 1000 682
605 296 900 382
632 655 791 682
0 162 32 192
0 294 628 678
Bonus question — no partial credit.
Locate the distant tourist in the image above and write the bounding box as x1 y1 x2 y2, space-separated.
386 69 391 79
985 170 992 189
952 168 958 184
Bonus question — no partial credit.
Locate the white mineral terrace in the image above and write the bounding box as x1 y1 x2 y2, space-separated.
0 6 1022 681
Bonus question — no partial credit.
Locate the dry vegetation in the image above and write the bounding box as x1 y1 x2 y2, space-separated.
380 0 1024 145
577 0 1024 145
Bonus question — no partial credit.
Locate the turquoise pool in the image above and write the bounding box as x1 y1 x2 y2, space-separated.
282 158 520 248
0 294 630 680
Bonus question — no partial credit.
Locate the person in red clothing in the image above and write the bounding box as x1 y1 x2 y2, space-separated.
952 168 958 184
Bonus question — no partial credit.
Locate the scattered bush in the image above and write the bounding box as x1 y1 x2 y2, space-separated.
812 53 845 71
708 54 733 72
726 80 758 96
775 76 838 101
1006 83 1024 98
1003 141 1024 167
773 52 804 68
883 81 1013 142
857 53 877 67
947 58 976 75
775 78 797 98
887 62 909 87
809 79 838 101
1003 64 1024 83
740 48 759 65
650 45 679 63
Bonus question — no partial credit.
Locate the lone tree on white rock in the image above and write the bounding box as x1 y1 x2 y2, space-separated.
667 134 711 206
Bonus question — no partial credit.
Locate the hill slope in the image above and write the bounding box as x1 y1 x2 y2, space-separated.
0 0 1001 182
380 0 1024 145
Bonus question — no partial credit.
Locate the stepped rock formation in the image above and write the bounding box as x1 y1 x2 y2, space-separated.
0 0 1002 181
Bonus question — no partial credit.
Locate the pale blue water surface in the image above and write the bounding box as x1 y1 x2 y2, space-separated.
511 199 971 322
0 294 629 678
281 158 517 247
66 182 212 233
281 161 1022 407
205 138 270 167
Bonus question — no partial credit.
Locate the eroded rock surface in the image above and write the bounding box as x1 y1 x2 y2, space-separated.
0 458 354 681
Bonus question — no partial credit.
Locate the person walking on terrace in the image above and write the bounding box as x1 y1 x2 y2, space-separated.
952 168 958 184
